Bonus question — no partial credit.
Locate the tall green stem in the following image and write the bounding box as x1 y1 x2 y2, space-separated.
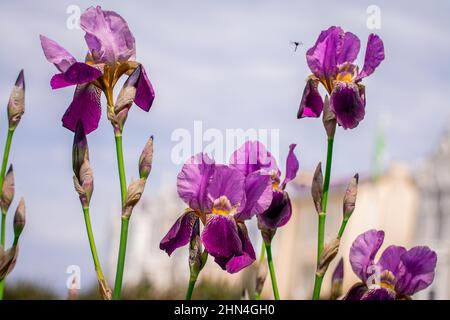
337 218 349 240
185 252 208 300
0 129 15 300
254 244 266 300
265 242 280 300
82 207 106 282
312 137 334 300
113 217 129 299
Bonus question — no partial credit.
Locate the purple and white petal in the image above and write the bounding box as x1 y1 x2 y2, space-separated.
80 6 136 64
201 214 242 259
235 171 273 221
358 34 385 80
159 211 197 256
229 141 279 177
297 78 324 119
257 190 292 230
177 153 215 212
349 229 385 282
61 83 101 134
50 62 102 89
395 246 437 296
40 35 76 72
330 81 366 130
281 144 299 189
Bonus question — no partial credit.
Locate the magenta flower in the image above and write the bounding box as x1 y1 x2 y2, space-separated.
298 26 385 129
229 141 299 231
40 6 155 134
160 153 272 273
345 230 437 300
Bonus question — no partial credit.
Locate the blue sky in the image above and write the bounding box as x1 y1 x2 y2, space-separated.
0 0 449 295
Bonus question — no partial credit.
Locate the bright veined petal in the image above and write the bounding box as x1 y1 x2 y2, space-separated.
62 83 101 134
50 62 102 89
297 77 324 119
159 211 198 256
134 66 155 112
358 34 385 80
395 246 437 296
229 141 279 177
177 153 215 212
330 81 366 129
81 6 136 64
40 35 76 72
201 214 242 259
349 229 385 282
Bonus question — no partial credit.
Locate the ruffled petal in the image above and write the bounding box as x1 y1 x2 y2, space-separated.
40 35 76 72
81 6 136 64
177 153 215 212
361 288 395 300
62 83 101 134
306 26 344 79
395 246 437 296
358 34 385 79
50 62 102 89
134 66 155 112
330 81 366 129
229 141 279 177
235 171 273 221
336 32 361 65
159 211 197 256
257 190 292 230
281 144 299 189
201 214 242 259
206 165 245 211
297 77 324 119
349 229 385 282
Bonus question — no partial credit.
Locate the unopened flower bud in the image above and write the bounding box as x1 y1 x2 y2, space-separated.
317 238 340 277
0 245 18 281
322 95 336 138
311 162 323 214
13 197 26 239
73 159 94 208
139 136 153 180
72 122 89 175
330 257 344 300
8 70 25 130
343 174 359 220
122 178 146 218
1 165 15 212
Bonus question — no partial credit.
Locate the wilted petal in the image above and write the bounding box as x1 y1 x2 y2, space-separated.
257 190 292 230
50 62 102 89
377 245 407 277
177 153 215 212
358 34 385 79
160 211 197 256
81 6 136 64
361 288 395 300
62 83 101 134
40 35 76 72
306 26 344 79
349 229 384 282
201 214 242 259
395 246 437 296
281 144 299 189
229 141 279 176
235 171 273 221
134 66 155 112
206 165 245 211
223 222 256 273
330 81 365 129
297 78 323 119
336 32 361 65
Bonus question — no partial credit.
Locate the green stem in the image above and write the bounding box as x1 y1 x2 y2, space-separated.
112 133 129 300
265 243 280 300
312 137 335 300
185 275 197 300
0 129 14 192
82 207 106 281
337 218 349 240
0 212 5 299
254 243 266 300
113 217 129 300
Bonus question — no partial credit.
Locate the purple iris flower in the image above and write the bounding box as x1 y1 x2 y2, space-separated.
298 26 385 129
160 153 272 274
345 229 437 300
40 6 155 134
229 141 299 231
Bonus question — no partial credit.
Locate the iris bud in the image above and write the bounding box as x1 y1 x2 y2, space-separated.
322 95 336 138
122 178 146 218
311 162 323 214
13 197 26 239
8 70 25 130
1 165 15 212
139 136 153 180
343 174 359 220
317 238 340 277
330 257 344 300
